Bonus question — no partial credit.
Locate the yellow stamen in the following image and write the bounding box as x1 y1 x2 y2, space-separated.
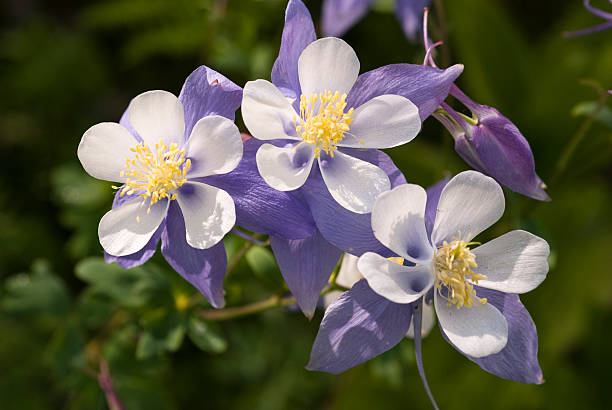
433 235 487 308
115 138 191 219
294 90 355 158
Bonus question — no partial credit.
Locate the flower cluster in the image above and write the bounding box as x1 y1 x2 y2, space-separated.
77 0 551 405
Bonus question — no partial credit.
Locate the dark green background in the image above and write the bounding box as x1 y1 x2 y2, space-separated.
1 0 611 408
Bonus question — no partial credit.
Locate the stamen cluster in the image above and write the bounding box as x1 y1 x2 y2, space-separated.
295 90 354 158
433 238 487 308
117 139 191 216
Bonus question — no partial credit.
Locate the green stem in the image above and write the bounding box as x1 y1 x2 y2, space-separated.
198 293 296 321
551 89 609 187
197 284 350 322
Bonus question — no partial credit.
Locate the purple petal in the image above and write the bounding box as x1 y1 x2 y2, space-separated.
161 201 227 308
178 65 242 139
395 0 430 41
270 230 342 318
424 177 449 238
321 0 375 37
347 63 463 121
271 0 317 99
104 191 162 268
204 138 317 240
301 149 405 256
307 279 413 374
441 286 543 384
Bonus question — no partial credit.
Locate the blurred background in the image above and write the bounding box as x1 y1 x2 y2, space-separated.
1 0 611 408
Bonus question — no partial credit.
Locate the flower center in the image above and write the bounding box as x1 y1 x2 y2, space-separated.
115 138 191 218
294 90 355 158
433 237 487 309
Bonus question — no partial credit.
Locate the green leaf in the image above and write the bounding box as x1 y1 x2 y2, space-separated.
187 315 227 354
136 308 185 359
245 246 283 288
75 257 170 309
2 259 70 317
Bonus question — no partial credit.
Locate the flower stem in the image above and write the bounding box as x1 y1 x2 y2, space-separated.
198 293 297 321
413 298 439 410
196 284 349 322
551 87 609 187
98 359 125 410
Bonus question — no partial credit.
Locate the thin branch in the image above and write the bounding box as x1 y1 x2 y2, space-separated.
98 360 125 410
551 86 609 186
198 293 296 321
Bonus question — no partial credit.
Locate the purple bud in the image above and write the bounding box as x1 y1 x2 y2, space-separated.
434 86 550 201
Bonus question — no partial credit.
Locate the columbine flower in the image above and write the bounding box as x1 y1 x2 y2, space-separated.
564 0 612 38
308 171 548 383
321 0 430 41
434 87 550 201
78 67 243 307
242 0 463 214
242 36 421 213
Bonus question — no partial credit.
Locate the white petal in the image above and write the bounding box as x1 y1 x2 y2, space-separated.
406 301 436 339
298 37 360 96
432 170 505 245
319 150 390 213
242 79 300 141
78 122 136 182
177 181 235 249
184 115 243 178
99 197 168 257
336 253 364 288
256 143 315 191
472 230 550 294
435 291 508 358
358 252 434 304
128 90 185 147
338 95 421 149
371 184 434 264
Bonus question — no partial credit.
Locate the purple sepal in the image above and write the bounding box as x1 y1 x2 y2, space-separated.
442 87 550 201
441 286 544 384
395 0 430 41
205 138 317 240
321 0 375 37
161 202 227 308
301 149 404 257
271 0 317 99
424 177 449 238
347 63 463 121
307 279 413 374
178 65 242 139
103 191 163 269
270 230 342 318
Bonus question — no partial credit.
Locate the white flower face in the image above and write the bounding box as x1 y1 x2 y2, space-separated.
78 90 243 256
242 37 422 214
358 171 550 357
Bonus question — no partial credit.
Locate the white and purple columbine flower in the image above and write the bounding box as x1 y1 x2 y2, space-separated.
242 0 463 214
242 36 421 213
321 0 430 41
308 171 549 384
77 66 244 308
